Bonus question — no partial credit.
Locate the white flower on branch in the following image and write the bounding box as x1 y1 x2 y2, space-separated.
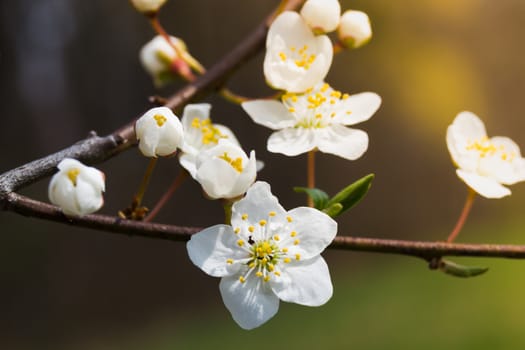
48 158 105 216
140 35 185 87
135 106 184 158
242 82 381 160
447 111 525 198
264 11 333 93
129 0 166 14
179 103 240 178
338 10 372 49
195 140 257 199
300 0 341 34
187 181 337 329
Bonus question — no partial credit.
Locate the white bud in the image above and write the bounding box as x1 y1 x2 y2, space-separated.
48 158 105 216
338 10 372 49
129 0 167 14
135 106 184 157
300 0 341 34
140 35 184 86
195 140 257 199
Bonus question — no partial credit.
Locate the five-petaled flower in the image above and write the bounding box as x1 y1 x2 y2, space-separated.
48 158 105 216
179 103 240 178
135 106 184 158
187 181 337 329
194 139 257 199
447 111 525 198
242 82 381 160
264 11 333 93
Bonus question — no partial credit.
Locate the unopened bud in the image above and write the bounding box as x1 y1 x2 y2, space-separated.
338 10 372 49
300 0 341 34
129 0 167 15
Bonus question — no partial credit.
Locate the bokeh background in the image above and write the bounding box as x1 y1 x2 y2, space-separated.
2 0 525 349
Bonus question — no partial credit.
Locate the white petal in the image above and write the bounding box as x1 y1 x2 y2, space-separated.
75 178 104 215
181 103 211 128
242 100 296 130
214 124 240 147
487 136 525 185
316 125 368 160
334 92 381 125
267 128 316 156
282 207 337 259
300 0 341 33
446 111 487 170
179 153 197 178
49 175 78 215
271 256 332 306
196 158 240 199
228 150 257 199
219 274 280 330
186 225 246 277
231 181 287 227
456 169 510 199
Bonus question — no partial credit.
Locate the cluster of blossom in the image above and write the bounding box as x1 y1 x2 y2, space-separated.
46 0 525 331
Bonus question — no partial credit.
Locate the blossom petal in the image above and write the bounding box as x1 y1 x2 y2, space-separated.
231 181 286 227
187 225 246 277
242 100 296 130
267 128 316 156
196 158 240 199
483 136 525 185
335 92 381 125
219 274 280 330
282 207 337 259
179 153 198 178
446 111 487 171
271 256 332 306
229 151 257 199
75 178 104 215
456 169 511 198
316 124 368 160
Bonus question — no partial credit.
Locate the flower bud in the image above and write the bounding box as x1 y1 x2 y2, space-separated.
135 106 184 158
48 158 105 216
300 0 341 34
140 35 183 86
338 10 372 49
129 0 167 15
195 140 257 199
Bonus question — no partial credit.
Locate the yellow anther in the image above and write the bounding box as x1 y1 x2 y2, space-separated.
239 276 246 283
273 235 280 241
259 220 267 226
274 271 281 277
256 271 263 277
321 83 330 92
330 99 336 104
284 257 291 263
248 226 255 233
279 52 287 61
219 152 243 172
267 263 274 272
153 114 167 127
242 214 248 220
295 254 301 261
315 113 322 119
288 107 295 113
286 216 293 222
331 112 336 118
269 211 276 217
290 231 297 237
226 258 234 264
294 239 300 245
249 262 255 269
262 258 268 264
264 275 271 282
282 248 288 253
237 239 244 247
191 117 201 128
234 227 241 234
346 111 352 115
342 93 349 100
330 90 342 98
67 168 80 186
291 46 296 51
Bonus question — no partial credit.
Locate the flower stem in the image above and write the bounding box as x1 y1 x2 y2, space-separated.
307 150 316 207
145 170 188 222
134 157 158 209
447 189 476 243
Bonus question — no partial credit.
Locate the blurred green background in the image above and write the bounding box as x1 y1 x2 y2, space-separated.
1 0 525 349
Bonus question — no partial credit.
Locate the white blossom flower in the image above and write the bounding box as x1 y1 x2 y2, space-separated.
140 35 185 86
242 82 381 160
338 10 372 49
179 103 240 178
187 181 337 329
195 140 256 199
48 158 105 216
447 111 525 198
300 0 341 34
129 0 166 14
135 106 184 158
264 11 333 93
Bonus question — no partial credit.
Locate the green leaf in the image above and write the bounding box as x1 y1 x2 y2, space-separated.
325 174 374 216
439 259 489 278
323 203 343 218
293 187 330 210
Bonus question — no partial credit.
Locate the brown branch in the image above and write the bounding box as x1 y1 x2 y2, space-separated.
6 193 525 262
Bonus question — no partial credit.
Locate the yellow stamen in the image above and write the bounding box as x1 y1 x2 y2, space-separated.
269 211 276 217
286 216 293 222
234 227 240 234
284 257 291 263
153 114 167 127
242 214 248 220
259 220 267 226
67 168 80 186
294 239 300 245
273 235 280 241
226 258 234 264
237 239 244 247
248 226 255 233
264 275 271 282
239 276 246 283
290 231 297 237
256 271 263 277
295 254 301 261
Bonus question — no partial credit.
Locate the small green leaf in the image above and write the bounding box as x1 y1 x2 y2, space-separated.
439 259 489 278
325 174 374 216
293 187 330 210
323 203 343 217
